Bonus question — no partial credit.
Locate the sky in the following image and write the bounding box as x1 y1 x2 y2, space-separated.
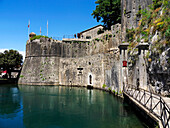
0 0 100 58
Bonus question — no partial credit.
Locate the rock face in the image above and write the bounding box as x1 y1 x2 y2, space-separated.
148 47 170 94
121 0 153 41
122 0 170 94
19 29 121 92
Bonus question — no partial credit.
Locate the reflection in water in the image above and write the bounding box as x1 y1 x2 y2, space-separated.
0 85 23 128
0 86 21 118
0 85 146 128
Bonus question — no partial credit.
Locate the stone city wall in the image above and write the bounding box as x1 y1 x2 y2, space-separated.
19 29 121 92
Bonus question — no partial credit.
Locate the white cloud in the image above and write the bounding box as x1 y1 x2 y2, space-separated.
0 49 25 61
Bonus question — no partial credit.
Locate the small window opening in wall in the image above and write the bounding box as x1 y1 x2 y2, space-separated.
89 75 92 84
89 62 91 65
86 36 91 39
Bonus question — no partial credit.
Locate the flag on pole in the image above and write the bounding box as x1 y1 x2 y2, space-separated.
28 20 30 39
47 20 48 36
28 20 30 28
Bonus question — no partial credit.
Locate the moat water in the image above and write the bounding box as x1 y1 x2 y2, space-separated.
0 85 147 128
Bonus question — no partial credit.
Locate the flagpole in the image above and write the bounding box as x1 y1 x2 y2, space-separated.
47 20 48 36
28 20 30 39
40 27 41 35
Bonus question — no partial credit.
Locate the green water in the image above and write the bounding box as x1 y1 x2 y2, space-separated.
0 85 146 128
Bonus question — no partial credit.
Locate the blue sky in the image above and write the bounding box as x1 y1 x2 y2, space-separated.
0 0 100 57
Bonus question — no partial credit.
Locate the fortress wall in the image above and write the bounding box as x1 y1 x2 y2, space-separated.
111 23 121 48
121 0 153 41
26 39 62 57
19 29 121 90
104 52 120 92
59 54 105 88
18 56 60 85
59 52 120 89
19 39 62 85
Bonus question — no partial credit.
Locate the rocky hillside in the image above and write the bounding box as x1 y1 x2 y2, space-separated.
127 0 170 95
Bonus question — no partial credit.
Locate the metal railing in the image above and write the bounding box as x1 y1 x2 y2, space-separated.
63 35 75 39
52 35 75 41
52 37 63 41
123 84 170 128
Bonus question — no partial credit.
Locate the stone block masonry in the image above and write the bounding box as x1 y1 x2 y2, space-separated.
19 30 121 92
121 0 153 41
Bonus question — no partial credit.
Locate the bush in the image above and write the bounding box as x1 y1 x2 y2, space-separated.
102 84 107 88
30 35 49 41
165 25 170 40
97 29 104 35
20 75 24 78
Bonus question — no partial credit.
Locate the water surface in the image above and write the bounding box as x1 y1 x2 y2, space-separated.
0 85 146 128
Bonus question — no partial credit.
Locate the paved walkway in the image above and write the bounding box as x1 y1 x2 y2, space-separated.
124 86 170 128
163 97 170 108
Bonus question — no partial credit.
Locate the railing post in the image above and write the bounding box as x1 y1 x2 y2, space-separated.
124 84 170 128
144 90 145 105
160 97 162 118
150 93 152 112
163 102 165 127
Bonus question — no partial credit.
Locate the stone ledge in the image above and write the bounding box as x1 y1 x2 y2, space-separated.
118 43 129 49
137 43 149 50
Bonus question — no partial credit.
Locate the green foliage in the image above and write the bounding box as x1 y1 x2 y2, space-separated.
124 9 126 15
146 51 150 58
95 38 100 41
97 28 104 35
0 50 23 78
102 84 107 88
106 34 108 39
165 25 170 40
154 122 159 128
126 28 135 42
101 39 104 42
92 0 121 30
108 87 111 91
20 75 24 78
168 58 170 64
127 0 170 53
73 41 83 43
137 38 140 42
152 0 162 9
30 35 49 41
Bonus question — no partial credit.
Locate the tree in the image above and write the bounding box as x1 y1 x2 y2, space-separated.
92 0 121 30
0 50 23 78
